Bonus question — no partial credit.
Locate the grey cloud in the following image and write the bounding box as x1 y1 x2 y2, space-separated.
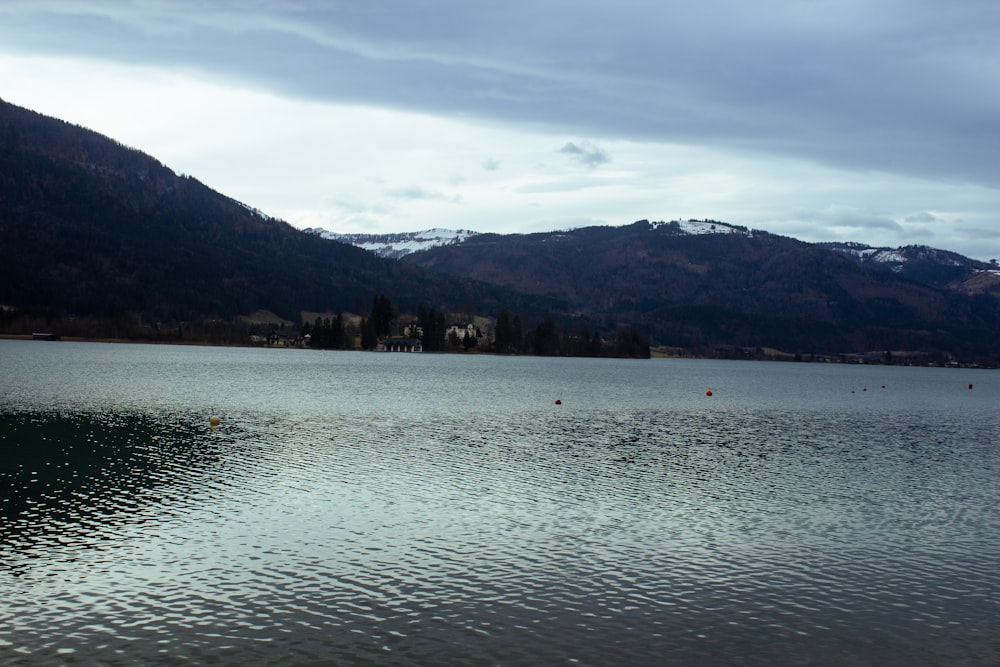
481 157 500 171
516 176 603 194
385 186 447 201
904 212 938 223
800 206 903 233
2 1 998 189
559 142 609 167
324 196 393 216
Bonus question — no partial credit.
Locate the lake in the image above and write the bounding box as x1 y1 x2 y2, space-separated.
1 340 998 665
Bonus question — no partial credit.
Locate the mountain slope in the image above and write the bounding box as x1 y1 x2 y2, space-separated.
821 242 1000 296
0 99 555 325
402 220 1000 358
306 228 480 259
4 97 998 360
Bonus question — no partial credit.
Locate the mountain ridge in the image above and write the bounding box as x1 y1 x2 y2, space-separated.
305 228 480 259
0 98 561 332
3 97 999 361
396 220 1000 360
309 221 997 279
312 221 1000 304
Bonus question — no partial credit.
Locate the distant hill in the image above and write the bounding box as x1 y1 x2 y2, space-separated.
820 242 1000 296
0 98 557 334
314 223 1000 300
305 228 480 259
397 220 1000 360
3 96 999 361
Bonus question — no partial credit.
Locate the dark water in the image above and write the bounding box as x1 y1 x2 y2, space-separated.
1 341 998 665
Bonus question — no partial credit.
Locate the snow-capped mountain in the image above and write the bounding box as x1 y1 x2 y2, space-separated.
652 219 754 237
306 218 1000 299
306 219 753 259
822 242 966 271
305 228 479 259
820 241 1000 294
307 221 998 292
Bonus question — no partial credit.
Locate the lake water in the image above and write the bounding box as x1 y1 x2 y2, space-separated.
1 340 998 665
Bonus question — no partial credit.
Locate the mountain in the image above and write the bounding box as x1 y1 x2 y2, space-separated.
398 220 1000 360
0 98 557 335
305 228 480 259
316 223 1000 300
820 242 1000 296
305 219 746 259
3 97 998 361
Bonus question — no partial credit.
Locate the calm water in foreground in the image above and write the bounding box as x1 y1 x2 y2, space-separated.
1 340 998 666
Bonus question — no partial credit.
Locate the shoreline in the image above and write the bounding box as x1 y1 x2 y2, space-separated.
1 334 993 368
0 333 247 347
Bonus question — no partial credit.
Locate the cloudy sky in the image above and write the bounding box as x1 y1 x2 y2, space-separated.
2 1 998 260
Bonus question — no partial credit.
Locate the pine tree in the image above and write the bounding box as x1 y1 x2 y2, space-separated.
360 316 375 350
511 314 523 353
495 307 512 352
370 294 394 338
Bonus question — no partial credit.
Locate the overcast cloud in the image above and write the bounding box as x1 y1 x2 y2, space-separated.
1 0 998 259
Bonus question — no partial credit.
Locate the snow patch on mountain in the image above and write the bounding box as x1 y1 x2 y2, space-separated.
677 219 750 236
305 228 479 259
311 219 761 258
826 243 975 267
650 219 753 237
872 249 907 264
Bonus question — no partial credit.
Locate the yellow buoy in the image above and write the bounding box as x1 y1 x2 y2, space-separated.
209 415 221 427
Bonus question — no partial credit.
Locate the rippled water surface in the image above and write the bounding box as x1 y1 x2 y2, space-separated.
2 340 998 665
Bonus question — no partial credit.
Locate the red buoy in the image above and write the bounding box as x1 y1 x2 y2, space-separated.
706 390 713 397
555 399 562 405
969 383 973 390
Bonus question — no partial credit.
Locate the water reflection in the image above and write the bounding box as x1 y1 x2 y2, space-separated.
1 345 998 665
0 410 238 576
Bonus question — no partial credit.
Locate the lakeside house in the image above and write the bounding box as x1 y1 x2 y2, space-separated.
381 336 423 353
248 330 306 347
249 328 424 352
446 322 477 340
403 321 423 338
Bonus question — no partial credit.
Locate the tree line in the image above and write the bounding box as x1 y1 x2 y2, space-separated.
494 308 649 358
0 292 648 359
301 298 649 358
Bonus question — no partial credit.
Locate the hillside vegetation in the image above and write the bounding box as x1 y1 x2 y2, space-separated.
3 98 999 362
0 98 559 340
403 221 1000 361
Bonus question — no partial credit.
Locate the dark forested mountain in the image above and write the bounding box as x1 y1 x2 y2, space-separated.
401 220 1000 360
305 228 479 259
820 242 1000 296
0 98 555 330
3 97 998 360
